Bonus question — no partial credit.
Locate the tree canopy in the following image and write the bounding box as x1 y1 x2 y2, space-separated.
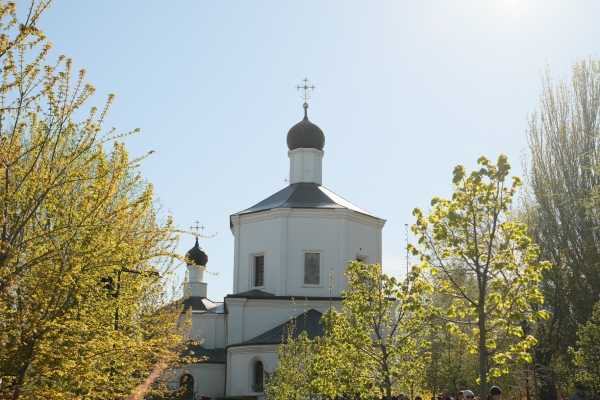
0 2 190 398
410 155 551 399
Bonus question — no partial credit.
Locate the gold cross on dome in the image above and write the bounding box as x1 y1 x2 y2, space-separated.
190 220 205 235
296 78 316 103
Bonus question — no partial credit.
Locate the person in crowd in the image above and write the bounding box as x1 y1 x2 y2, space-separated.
415 397 422 400
442 389 453 400
457 391 464 400
569 383 592 400
463 390 474 400
488 386 501 400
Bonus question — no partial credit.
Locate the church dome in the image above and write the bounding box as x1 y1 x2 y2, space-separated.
186 237 208 266
286 105 325 151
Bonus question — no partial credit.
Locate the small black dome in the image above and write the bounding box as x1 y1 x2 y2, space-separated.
286 107 325 151
186 237 208 266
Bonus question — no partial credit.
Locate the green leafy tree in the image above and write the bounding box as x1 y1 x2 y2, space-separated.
523 58 600 398
0 3 191 399
410 155 551 399
303 261 434 400
425 324 479 395
570 300 600 389
265 330 316 400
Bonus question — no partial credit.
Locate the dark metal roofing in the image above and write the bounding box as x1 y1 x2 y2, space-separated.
286 109 325 150
181 343 226 364
239 309 324 345
181 297 225 313
232 183 378 218
185 237 208 266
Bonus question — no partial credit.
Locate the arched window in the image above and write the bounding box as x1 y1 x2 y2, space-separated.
251 360 264 392
180 374 195 395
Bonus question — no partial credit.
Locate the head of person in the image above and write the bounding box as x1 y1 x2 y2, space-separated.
489 386 502 400
457 391 464 400
463 390 474 400
442 390 450 399
415 397 422 400
575 383 586 396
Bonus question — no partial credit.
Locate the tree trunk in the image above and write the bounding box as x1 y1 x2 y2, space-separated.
534 342 557 400
11 360 29 400
478 312 487 399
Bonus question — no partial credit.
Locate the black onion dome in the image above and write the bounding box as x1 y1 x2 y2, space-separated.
186 237 208 266
286 106 325 150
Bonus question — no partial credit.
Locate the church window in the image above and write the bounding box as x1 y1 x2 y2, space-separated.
254 255 264 287
179 374 195 396
304 252 320 285
251 360 264 392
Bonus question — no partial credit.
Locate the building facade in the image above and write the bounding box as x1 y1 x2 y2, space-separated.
171 103 386 398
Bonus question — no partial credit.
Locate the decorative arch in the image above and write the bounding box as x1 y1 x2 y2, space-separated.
179 373 195 395
250 358 264 392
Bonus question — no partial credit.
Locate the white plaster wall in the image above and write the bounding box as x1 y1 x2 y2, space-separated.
226 345 279 396
170 364 226 399
289 148 324 185
189 313 227 349
233 216 281 295
224 298 342 346
241 299 341 342
232 208 385 298
215 315 226 348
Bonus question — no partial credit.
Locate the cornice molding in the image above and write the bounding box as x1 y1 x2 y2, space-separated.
225 298 248 306
232 207 385 229
288 148 324 157
243 298 343 308
227 344 279 354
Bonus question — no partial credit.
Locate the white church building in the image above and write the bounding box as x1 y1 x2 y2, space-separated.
172 100 386 398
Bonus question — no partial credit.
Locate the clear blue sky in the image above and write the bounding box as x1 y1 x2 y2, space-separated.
39 1 600 301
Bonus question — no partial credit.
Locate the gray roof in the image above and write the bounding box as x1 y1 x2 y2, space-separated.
182 297 225 314
182 343 226 364
232 183 378 218
240 309 324 345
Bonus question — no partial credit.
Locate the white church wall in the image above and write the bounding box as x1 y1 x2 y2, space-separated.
189 313 218 347
170 364 226 399
346 218 383 265
233 215 281 295
226 344 279 396
232 208 385 299
186 313 226 349
224 298 342 346
240 298 341 342
215 314 227 348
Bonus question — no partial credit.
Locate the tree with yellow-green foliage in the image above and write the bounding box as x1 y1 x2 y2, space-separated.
267 261 435 400
410 155 551 400
570 300 600 390
0 2 191 399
